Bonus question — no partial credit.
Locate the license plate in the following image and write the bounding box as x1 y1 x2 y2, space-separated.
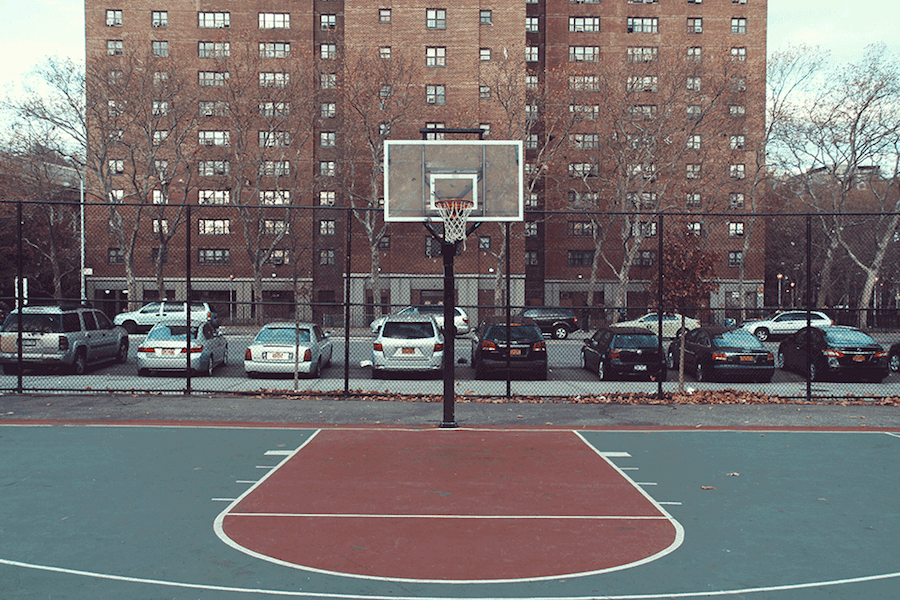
740 355 755 362
401 348 415 354
634 364 647 371
853 355 866 362
269 352 288 360
22 339 36 347
510 348 522 356
161 348 175 356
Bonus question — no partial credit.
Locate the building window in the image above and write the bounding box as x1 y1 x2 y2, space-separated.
687 46 702 61
152 219 169 234
320 43 336 60
259 101 289 117
526 17 539 32
730 164 746 179
152 190 166 204
319 249 336 265
731 46 746 61
108 159 124 174
320 161 336 177
259 12 290 29
319 220 336 235
109 189 124 202
151 40 168 57
627 46 658 62
686 193 701 207
730 104 746 117
265 250 289 265
732 77 747 92
637 251 656 267
199 130 229 146
260 42 291 59
426 8 447 29
150 248 168 265
480 123 491 137
426 46 446 67
687 105 702 119
478 237 491 251
569 17 599 32
569 46 600 62
479 85 491 100
733 0 747 4
259 72 289 87
686 164 701 179
199 41 230 58
730 135 746 150
199 249 230 265
524 222 538 237
567 250 594 267
526 46 538 62
152 130 168 145
480 48 491 61
526 75 538 89
480 10 492 25
731 18 747 34
728 251 743 267
107 40 123 55
380 46 391 60
151 11 167 27
199 101 229 117
729 193 745 208
687 76 701 92
320 131 336 147
379 9 391 23
688 222 702 236
320 73 337 89
426 85 446 105
627 76 658 92
259 131 291 147
569 104 599 120
108 248 124 264
424 122 445 140
260 190 290 205
627 17 658 33
570 75 600 91
569 163 598 178
320 190 336 205
198 12 230 28
263 220 287 235
570 133 599 150
629 0 658 3
686 134 701 150
687 18 703 34
199 160 229 176
198 190 230 204
525 251 539 266
199 219 230 235
106 9 122 26
199 71 229 86
320 14 337 29
260 161 290 177
630 105 657 119
568 221 595 237
729 222 745 238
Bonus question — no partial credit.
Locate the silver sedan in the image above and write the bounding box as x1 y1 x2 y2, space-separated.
136 321 227 376
244 322 333 378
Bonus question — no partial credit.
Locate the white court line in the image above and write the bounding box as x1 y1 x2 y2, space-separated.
211 498 237 502
2 557 899 599
225 513 669 520
886 432 900 439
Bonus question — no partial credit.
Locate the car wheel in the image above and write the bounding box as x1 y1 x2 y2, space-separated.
122 320 137 334
597 360 607 381
695 362 707 382
890 353 900 372
115 339 129 364
553 325 569 340
775 351 785 369
754 328 769 342
70 350 87 375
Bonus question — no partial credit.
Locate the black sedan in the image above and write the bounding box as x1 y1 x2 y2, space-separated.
667 327 774 383
776 325 888 382
470 317 548 380
581 326 666 381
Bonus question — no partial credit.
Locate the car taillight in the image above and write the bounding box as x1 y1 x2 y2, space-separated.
374 342 383 352
303 349 312 361
609 349 620 360
181 345 203 353
137 346 154 353
481 340 498 351
245 348 252 360
58 337 69 351
434 343 444 352
766 353 774 362
822 349 843 358
533 340 547 352
712 352 727 361
875 350 887 358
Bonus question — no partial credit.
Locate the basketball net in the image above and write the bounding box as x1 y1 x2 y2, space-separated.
434 198 474 248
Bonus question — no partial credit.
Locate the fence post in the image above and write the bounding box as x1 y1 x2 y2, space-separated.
806 213 812 402
344 206 351 395
185 203 192 396
657 213 664 401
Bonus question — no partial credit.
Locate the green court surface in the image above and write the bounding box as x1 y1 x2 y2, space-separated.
1 424 898 599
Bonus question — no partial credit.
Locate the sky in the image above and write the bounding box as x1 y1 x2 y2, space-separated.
0 0 898 100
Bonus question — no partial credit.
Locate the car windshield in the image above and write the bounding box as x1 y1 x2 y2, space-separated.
485 324 542 343
256 327 311 344
147 325 199 340
1 313 64 333
713 330 764 349
823 329 876 346
381 322 434 339
415 306 444 314
612 334 658 349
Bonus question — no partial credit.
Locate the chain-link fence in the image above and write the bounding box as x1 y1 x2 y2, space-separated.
1 199 898 401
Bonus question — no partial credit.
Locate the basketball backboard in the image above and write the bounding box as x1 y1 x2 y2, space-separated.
384 140 524 222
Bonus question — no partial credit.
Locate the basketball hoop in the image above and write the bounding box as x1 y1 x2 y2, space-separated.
434 198 474 246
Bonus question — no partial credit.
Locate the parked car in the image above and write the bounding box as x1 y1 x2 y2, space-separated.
888 342 900 372
136 320 227 376
581 326 665 381
740 310 832 342
615 313 700 338
244 322 332 378
470 317 548 380
114 301 218 334
0 305 129 375
667 326 774 383
776 325 887 382
370 305 469 335
517 307 579 339
370 314 444 378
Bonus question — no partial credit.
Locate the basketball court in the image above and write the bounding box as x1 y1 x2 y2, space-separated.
1 421 899 599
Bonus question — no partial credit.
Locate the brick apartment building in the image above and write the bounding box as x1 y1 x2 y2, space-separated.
83 0 766 327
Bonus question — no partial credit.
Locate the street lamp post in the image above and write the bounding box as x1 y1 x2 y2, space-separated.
777 273 783 308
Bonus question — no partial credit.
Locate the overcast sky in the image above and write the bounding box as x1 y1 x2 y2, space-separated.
0 0 898 97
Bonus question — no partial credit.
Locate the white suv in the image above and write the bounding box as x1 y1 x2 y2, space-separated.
741 310 832 342
114 302 217 334
0 305 129 374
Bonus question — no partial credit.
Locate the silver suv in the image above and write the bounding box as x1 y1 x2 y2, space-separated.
114 301 218 334
0 305 129 374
